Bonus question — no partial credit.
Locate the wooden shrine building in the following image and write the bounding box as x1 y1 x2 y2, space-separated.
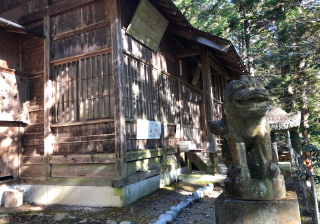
0 0 248 206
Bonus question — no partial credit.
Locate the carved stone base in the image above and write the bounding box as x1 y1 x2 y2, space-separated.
215 190 300 224
225 175 286 200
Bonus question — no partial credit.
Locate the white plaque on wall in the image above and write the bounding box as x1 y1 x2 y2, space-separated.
176 124 180 139
164 123 168 138
126 0 169 51
136 119 162 139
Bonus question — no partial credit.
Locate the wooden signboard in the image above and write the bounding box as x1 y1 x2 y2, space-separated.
126 0 169 51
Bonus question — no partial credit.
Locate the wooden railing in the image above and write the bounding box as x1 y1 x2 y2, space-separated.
289 144 320 224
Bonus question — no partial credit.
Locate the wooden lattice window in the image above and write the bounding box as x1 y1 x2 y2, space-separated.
161 74 179 124
53 53 113 123
124 55 159 121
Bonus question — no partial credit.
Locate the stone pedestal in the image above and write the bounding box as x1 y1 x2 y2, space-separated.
215 191 300 224
4 189 23 207
225 175 286 200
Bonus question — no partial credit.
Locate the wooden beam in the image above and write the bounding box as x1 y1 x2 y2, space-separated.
43 16 52 177
167 25 229 52
111 0 126 178
50 153 116 164
176 48 199 59
192 44 206 55
0 0 34 13
112 168 161 188
156 6 177 15
18 0 97 25
191 62 202 86
149 0 171 8
19 177 113 186
126 148 164 162
159 12 182 22
52 20 110 42
157 47 166 171
209 56 229 78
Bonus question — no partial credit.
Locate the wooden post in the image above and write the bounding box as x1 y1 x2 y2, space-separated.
201 53 216 151
157 48 166 170
290 130 302 156
111 0 126 178
44 16 53 177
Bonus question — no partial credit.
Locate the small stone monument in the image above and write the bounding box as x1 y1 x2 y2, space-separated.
4 189 24 208
209 75 300 223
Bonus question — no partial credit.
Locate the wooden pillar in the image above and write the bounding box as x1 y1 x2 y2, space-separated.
111 0 126 178
290 130 302 156
201 53 216 151
157 48 166 170
44 16 53 177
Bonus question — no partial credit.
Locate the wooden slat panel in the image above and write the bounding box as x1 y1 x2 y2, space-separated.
23 145 44 155
25 124 44 133
51 164 116 178
50 153 116 164
19 0 97 25
52 134 115 143
127 157 161 176
21 165 44 177
112 168 160 188
52 21 110 42
21 156 44 165
52 140 115 154
23 139 44 145
126 148 163 162
165 146 179 155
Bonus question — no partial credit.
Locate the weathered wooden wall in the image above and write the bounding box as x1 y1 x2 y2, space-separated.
3 0 230 187
0 30 29 180
20 35 45 178
119 1 190 180
0 30 20 70
20 0 116 183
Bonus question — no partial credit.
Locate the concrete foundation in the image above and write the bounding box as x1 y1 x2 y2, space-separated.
0 166 187 207
215 191 300 224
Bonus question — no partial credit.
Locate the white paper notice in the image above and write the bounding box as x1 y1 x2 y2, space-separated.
136 119 162 139
164 123 167 138
176 124 180 139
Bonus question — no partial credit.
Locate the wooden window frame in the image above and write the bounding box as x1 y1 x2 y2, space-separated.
51 48 113 125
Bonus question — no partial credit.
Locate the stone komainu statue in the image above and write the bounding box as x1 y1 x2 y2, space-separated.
208 75 286 200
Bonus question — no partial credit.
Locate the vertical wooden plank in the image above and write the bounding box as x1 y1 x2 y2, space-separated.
111 0 126 178
103 54 108 117
95 55 99 118
79 59 83 120
71 62 75 121
54 66 58 123
62 64 66 122
108 54 114 116
85 58 89 119
18 124 23 179
66 63 70 121
100 54 105 117
156 48 166 169
44 16 52 177
201 53 216 151
90 57 94 119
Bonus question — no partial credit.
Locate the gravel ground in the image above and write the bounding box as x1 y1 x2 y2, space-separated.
171 187 223 224
0 177 310 224
0 181 220 224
